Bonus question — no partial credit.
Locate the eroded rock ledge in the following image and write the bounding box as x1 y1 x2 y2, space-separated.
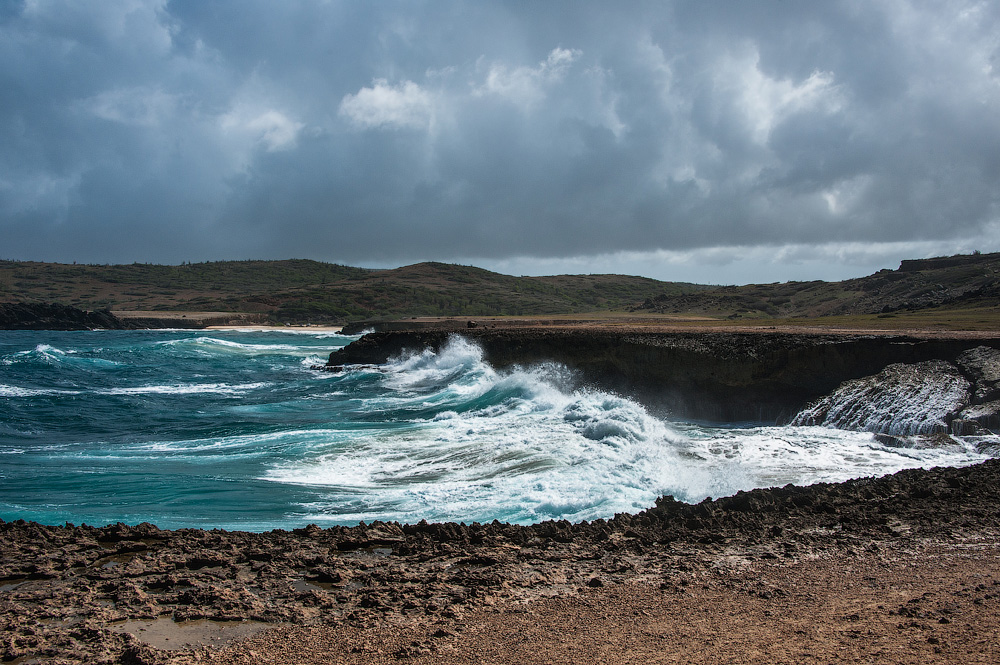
327 328 1000 423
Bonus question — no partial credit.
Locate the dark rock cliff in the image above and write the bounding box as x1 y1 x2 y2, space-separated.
327 329 1000 423
0 302 131 330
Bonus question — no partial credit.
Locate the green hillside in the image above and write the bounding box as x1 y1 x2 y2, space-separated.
0 259 708 322
634 252 1000 319
2 252 998 324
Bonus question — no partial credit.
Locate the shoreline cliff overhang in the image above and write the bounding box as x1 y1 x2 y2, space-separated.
327 328 1000 424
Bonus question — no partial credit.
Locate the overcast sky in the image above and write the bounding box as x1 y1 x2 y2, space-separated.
2 1 999 284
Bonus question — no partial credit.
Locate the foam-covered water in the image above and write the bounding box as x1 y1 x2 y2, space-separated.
0 330 994 531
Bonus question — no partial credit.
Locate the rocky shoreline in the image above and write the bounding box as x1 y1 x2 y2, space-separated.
4 324 1000 663
0 302 132 331
2 459 999 663
0 303 271 330
327 327 1000 425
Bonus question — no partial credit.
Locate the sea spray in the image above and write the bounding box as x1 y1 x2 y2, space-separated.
791 360 971 435
0 330 995 530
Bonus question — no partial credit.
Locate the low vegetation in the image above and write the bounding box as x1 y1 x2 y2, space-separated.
1 252 998 327
0 259 707 322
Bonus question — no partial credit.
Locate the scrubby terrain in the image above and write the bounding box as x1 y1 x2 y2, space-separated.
3 251 999 325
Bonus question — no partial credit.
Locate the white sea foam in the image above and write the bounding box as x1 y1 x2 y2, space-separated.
264 337 724 522
261 337 995 525
117 429 352 459
0 384 80 397
2 344 123 369
1 381 267 398
98 382 270 396
677 424 991 489
1 344 67 364
157 336 333 357
34 343 65 355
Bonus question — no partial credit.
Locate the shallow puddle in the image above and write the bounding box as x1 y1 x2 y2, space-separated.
112 617 275 651
0 578 28 593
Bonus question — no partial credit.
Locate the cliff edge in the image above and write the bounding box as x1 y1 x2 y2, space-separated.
327 327 1000 424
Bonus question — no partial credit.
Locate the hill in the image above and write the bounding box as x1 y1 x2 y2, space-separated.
1 252 998 325
633 251 1000 319
0 259 707 322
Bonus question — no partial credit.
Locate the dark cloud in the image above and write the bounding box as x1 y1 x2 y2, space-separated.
1 1 998 282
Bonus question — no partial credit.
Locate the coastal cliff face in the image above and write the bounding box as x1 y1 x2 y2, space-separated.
0 302 129 330
0 303 271 330
327 329 1000 424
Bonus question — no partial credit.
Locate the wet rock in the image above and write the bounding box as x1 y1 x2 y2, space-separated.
910 433 962 449
958 400 1000 433
950 418 993 436
956 346 1000 403
874 433 910 448
792 361 970 435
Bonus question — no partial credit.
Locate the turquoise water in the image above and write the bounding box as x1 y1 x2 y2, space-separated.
0 330 993 531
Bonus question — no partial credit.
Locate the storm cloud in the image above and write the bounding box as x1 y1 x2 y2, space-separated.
2 0 999 283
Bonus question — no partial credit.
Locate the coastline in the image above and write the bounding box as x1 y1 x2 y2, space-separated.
2 459 998 663
325 325 1000 424
204 324 344 333
3 321 1000 662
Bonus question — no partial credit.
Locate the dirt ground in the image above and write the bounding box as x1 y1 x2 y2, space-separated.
209 541 1000 665
3 460 1000 664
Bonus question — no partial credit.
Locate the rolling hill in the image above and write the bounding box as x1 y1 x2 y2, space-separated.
0 259 708 322
1 252 998 325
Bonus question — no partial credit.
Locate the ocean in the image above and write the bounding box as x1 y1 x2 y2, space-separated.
0 329 993 531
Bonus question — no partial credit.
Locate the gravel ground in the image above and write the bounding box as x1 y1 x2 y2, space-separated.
2 459 999 664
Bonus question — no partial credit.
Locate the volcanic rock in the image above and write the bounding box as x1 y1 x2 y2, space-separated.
792 360 971 435
327 329 1000 423
956 346 1000 403
0 302 131 330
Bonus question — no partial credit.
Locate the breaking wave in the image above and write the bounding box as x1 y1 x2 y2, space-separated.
0 330 995 530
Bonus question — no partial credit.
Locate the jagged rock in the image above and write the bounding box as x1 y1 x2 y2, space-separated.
909 433 962 449
792 361 970 435
327 330 1000 423
0 302 130 330
956 346 1000 403
950 418 992 436
958 400 1000 433
874 433 910 448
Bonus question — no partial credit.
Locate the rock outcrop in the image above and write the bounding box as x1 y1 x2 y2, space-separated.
792 346 1000 436
0 302 130 330
791 360 971 435
3 458 1000 662
327 329 1000 424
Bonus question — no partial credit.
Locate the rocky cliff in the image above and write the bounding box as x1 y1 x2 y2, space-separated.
0 302 130 330
327 328 1000 425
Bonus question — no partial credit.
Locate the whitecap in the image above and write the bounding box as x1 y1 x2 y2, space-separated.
0 384 80 397
97 382 270 396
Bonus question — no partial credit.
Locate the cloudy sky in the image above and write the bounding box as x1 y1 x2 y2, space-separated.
2 1 999 284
